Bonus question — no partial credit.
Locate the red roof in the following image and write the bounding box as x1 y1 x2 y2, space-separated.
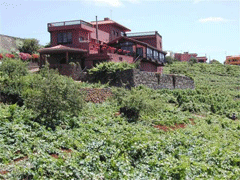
38 45 88 54
91 19 131 32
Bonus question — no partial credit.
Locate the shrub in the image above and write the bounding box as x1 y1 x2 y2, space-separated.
188 57 197 65
88 61 136 83
0 59 29 105
5 53 15 59
0 58 28 78
165 56 174 64
22 67 85 129
18 38 41 54
18 52 32 61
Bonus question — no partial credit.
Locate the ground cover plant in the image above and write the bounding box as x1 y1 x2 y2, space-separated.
1 59 240 179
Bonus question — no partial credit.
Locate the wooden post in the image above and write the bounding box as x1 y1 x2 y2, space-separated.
39 53 44 68
66 52 69 63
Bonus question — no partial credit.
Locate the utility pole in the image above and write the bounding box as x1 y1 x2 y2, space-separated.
96 16 99 44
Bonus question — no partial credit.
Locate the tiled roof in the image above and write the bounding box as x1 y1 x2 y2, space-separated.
90 20 131 32
38 45 88 53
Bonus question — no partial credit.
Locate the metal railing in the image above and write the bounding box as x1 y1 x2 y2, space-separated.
147 54 165 63
48 20 93 28
126 31 156 37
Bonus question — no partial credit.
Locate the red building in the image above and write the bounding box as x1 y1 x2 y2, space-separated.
225 55 240 65
174 52 207 63
39 17 167 73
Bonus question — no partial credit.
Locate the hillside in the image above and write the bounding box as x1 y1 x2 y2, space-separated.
0 34 24 53
1 60 240 179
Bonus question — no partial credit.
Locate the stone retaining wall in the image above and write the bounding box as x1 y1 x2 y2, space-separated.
86 69 195 90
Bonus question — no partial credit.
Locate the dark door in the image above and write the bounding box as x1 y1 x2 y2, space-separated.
136 48 143 57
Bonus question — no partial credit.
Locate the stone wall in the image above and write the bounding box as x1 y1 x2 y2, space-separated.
54 66 195 90
86 69 195 90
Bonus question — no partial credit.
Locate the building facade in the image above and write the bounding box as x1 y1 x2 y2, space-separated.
174 52 207 63
225 55 240 65
39 17 167 74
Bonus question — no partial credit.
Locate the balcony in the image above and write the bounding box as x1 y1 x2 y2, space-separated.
126 31 156 37
48 20 94 32
48 20 93 28
147 54 165 64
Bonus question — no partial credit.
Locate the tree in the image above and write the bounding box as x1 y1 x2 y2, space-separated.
44 42 51 48
165 56 179 64
165 56 174 64
18 38 41 54
210 59 221 64
188 57 197 65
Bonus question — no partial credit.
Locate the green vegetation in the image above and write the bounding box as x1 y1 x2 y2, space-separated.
17 38 41 54
88 61 136 83
1 59 240 179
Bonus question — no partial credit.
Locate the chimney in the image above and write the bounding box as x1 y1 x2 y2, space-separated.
104 17 110 21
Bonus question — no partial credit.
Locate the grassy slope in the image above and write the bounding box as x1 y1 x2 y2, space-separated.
1 62 240 179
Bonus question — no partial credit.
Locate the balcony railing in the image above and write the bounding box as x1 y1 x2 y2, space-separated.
48 20 93 28
147 54 165 63
126 31 156 37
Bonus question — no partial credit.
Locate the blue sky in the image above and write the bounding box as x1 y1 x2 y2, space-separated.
0 0 239 63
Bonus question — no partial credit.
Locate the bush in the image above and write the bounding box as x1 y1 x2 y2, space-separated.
22 67 85 129
88 61 136 83
0 58 28 78
188 57 197 65
18 38 41 54
0 59 29 105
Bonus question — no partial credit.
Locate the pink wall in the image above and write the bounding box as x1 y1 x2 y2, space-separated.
155 34 162 51
174 53 198 62
140 61 157 72
90 28 109 43
97 24 122 42
157 66 163 73
130 33 162 51
108 53 134 63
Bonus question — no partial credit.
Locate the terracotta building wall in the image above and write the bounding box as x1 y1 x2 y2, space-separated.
129 33 162 51
97 24 122 42
174 53 197 62
140 61 157 72
108 53 134 63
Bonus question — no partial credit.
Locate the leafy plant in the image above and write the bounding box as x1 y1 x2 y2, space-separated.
18 38 41 54
21 67 85 128
88 61 136 83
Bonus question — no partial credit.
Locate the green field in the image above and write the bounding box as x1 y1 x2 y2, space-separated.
1 60 240 179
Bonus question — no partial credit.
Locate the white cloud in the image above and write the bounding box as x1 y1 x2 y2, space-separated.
87 0 140 7
92 0 122 7
193 0 203 3
199 17 231 23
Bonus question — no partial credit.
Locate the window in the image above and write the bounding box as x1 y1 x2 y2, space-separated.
159 52 164 63
153 50 158 59
147 48 153 58
136 48 143 57
79 36 84 42
121 46 133 53
57 32 72 44
116 32 119 36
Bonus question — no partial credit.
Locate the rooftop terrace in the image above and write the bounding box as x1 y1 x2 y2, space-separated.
48 20 93 28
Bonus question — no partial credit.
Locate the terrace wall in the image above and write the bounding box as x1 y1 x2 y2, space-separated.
54 66 194 90
86 69 195 90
